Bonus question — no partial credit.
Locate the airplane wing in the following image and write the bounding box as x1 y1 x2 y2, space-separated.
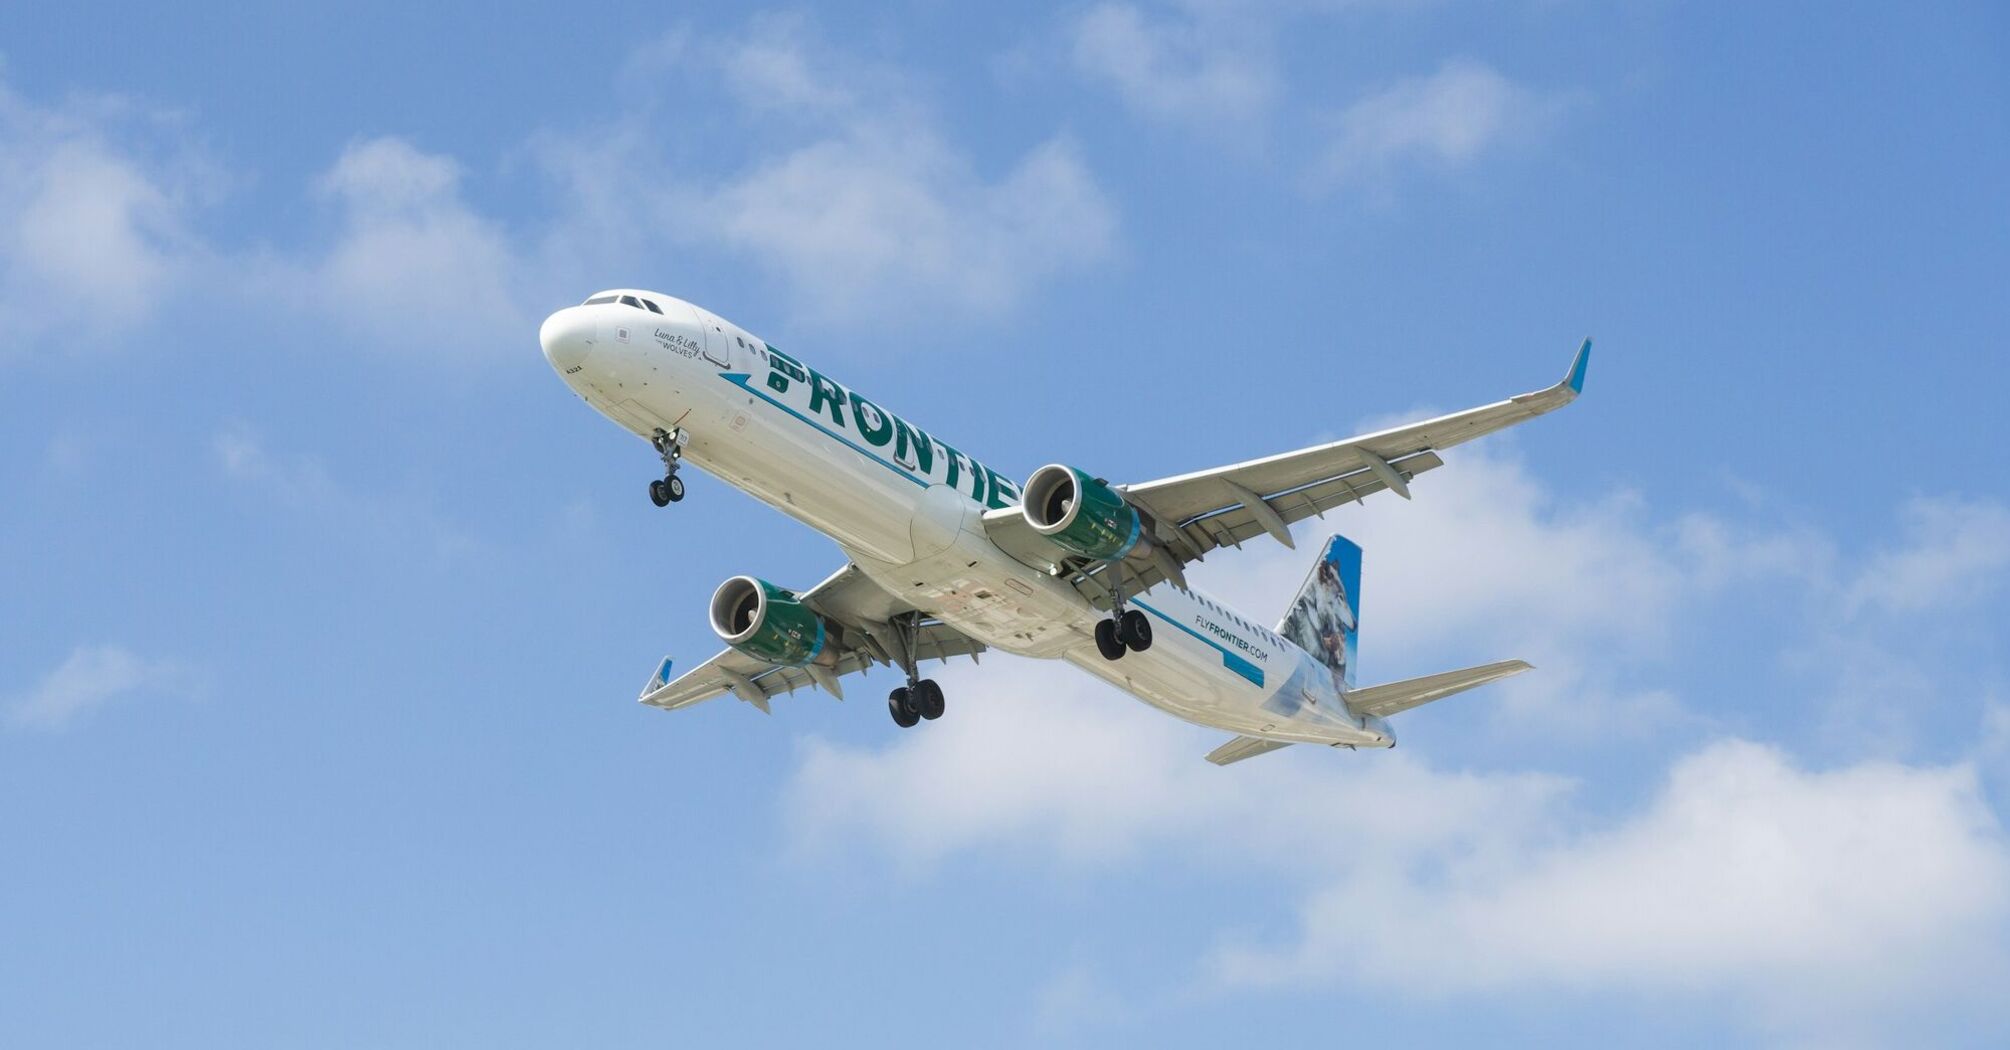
983 340 1589 605
636 563 985 712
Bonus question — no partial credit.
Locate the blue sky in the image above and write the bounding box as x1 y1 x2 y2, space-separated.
4 2 2010 1046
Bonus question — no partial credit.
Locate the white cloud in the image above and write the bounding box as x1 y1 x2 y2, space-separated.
1319 60 1563 188
675 23 1118 320
714 14 882 119
2 20 1115 360
7 645 182 730
292 136 529 355
788 662 2010 1036
1219 740 2009 1030
706 132 1114 319
0 81 211 341
1067 3 1279 133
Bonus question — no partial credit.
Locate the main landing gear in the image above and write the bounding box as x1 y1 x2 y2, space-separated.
1094 570 1153 661
885 613 946 729
648 427 687 506
1095 608 1153 661
887 678 944 728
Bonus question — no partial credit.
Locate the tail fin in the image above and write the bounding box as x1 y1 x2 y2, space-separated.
1277 535 1361 690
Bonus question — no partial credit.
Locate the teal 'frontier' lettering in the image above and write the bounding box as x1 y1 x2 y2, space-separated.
807 371 847 427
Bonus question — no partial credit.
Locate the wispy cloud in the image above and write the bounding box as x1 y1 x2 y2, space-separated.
1846 496 2010 614
1 14 1122 366
1317 60 1567 189
1065 2 1280 134
272 136 531 357
6 645 184 730
640 17 1120 321
0 80 218 345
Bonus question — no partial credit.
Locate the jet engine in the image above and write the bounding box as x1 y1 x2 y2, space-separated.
1020 464 1152 563
709 576 839 667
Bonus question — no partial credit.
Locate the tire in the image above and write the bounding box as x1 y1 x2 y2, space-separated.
1094 618 1126 661
648 479 671 507
915 679 945 720
888 687 920 728
1120 608 1153 652
666 475 686 502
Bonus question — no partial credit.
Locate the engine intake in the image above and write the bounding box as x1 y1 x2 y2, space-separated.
1021 464 1149 563
709 576 836 667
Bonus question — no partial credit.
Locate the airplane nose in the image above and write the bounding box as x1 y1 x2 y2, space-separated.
539 307 596 373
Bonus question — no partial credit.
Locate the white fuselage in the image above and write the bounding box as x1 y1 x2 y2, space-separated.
541 291 1392 748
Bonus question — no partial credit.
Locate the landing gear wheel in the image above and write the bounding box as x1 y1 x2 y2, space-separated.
1094 618 1127 661
914 679 945 720
649 427 687 508
1119 608 1153 652
888 687 920 728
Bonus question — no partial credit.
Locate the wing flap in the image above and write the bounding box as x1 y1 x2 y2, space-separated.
1346 659 1532 719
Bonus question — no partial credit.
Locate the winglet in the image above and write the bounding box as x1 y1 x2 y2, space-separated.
635 651 675 695
1565 338 1591 396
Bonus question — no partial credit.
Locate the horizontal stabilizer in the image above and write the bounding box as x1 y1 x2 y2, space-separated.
1346 659 1532 719
1205 735 1295 766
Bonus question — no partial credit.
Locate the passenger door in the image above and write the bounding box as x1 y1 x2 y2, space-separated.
692 308 736 368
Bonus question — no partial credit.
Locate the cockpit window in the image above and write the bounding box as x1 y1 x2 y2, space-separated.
619 295 643 309
583 295 617 305
641 299 664 314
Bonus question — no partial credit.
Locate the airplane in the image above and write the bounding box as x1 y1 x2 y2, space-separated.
540 290 1589 765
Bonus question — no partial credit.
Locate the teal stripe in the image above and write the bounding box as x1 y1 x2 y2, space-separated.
721 373 929 489
1221 651 1264 684
1132 599 1266 687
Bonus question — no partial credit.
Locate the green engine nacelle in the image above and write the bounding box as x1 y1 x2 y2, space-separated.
1021 464 1148 563
709 576 833 667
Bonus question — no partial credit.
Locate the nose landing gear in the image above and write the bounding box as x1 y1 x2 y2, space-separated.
648 427 687 506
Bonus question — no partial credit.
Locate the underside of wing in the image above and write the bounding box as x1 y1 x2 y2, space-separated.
1124 340 1588 552
987 341 1589 607
636 563 986 713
